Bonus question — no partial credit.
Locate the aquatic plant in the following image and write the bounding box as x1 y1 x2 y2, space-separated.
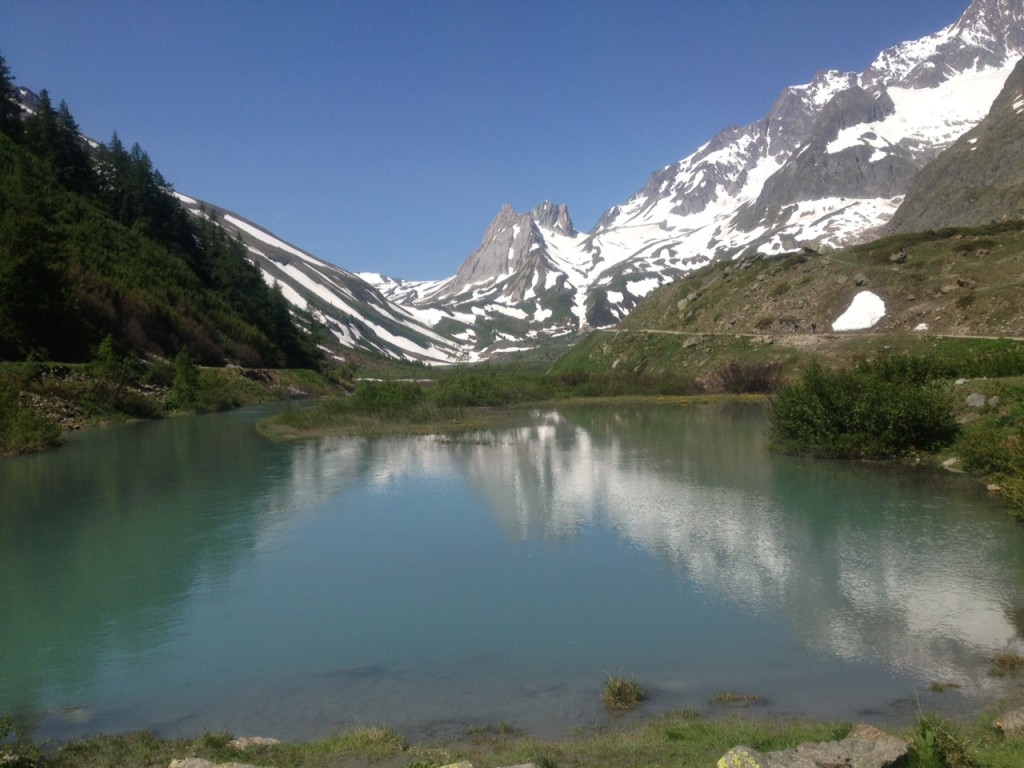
601 674 646 710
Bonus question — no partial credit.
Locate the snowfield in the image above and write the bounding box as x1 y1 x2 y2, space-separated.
833 291 886 332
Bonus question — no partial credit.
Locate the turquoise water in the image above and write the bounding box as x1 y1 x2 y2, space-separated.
2 402 1023 743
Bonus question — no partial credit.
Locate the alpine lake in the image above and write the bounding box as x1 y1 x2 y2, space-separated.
3 400 1024 745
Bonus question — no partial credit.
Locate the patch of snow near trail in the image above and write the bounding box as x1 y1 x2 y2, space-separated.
606 290 624 304
833 291 886 331
915 323 930 332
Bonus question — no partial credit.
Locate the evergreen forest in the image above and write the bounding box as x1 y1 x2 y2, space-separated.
0 52 319 369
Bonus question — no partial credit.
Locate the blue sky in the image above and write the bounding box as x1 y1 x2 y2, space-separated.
3 0 972 280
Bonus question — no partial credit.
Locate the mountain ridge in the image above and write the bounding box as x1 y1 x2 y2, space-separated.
13 0 1019 366
351 0 1023 361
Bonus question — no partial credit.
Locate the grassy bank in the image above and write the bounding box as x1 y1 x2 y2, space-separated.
0 359 343 456
6 708 1024 768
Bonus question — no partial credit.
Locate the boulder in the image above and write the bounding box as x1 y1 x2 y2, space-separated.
995 706 1024 733
227 737 280 750
718 724 908 768
169 760 261 768
965 393 988 408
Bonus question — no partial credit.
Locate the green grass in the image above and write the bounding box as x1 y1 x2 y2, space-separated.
11 708 1024 768
601 674 647 710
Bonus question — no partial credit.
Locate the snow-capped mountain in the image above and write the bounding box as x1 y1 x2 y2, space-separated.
359 0 1023 356
172 195 463 363
887 55 1024 232
172 0 1023 364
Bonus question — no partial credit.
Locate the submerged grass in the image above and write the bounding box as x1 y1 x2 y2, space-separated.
601 674 647 710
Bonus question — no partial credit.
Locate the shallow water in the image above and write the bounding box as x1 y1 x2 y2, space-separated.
2 402 1023 743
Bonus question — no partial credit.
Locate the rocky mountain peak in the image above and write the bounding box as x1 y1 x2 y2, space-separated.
863 0 1024 89
530 201 576 236
954 0 1024 51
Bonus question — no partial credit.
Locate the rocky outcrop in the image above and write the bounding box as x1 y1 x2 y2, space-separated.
718 724 909 768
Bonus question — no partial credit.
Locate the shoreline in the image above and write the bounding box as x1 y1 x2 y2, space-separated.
10 696 1024 768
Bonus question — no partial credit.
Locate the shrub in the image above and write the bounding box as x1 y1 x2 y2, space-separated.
171 347 200 409
351 380 425 413
0 714 42 767
709 360 784 394
916 715 974 768
770 358 959 459
431 368 518 408
958 427 1024 517
0 375 61 454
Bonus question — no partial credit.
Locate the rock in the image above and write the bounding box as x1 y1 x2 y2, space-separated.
987 395 1001 407
955 378 968 385
718 724 908 768
939 284 958 294
995 706 1024 733
718 748 768 768
965 393 988 408
835 275 849 285
683 337 700 348
988 484 1003 493
956 277 977 289
854 273 870 286
169 760 261 768
439 763 475 768
227 737 280 750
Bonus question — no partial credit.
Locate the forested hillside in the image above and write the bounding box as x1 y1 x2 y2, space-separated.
0 53 319 368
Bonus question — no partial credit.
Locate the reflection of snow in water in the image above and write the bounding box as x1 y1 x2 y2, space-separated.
266 407 1021 694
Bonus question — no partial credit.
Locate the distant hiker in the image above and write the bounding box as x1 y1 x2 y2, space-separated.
811 322 817 334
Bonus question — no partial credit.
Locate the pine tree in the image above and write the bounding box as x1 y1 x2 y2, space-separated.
0 53 22 140
55 100 94 194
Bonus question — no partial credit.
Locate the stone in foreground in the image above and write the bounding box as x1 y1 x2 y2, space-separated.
718 724 908 768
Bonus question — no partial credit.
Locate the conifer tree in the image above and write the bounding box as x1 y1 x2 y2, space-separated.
0 53 22 140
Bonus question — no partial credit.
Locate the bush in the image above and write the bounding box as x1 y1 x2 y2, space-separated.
770 358 959 459
0 714 42 767
0 375 61 454
709 361 784 394
431 368 519 408
351 380 425 413
958 426 1024 517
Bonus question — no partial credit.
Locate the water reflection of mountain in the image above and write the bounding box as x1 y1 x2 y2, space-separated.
4 402 1022 733
435 403 1024 691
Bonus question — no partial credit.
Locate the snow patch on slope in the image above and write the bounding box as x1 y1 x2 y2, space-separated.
832 291 886 331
